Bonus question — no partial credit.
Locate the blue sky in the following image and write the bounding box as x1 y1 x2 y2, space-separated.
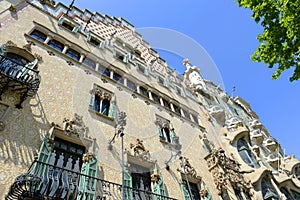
59 0 300 158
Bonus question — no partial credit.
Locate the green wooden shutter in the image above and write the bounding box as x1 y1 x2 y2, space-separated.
33 132 52 177
77 155 98 200
123 54 129 63
156 125 163 138
204 187 212 200
180 180 191 200
181 88 186 97
123 169 133 200
144 67 149 76
0 44 6 56
113 49 117 57
72 25 80 33
153 173 166 199
170 129 176 144
89 92 95 109
99 41 106 49
108 102 116 118
87 32 92 41
58 16 64 25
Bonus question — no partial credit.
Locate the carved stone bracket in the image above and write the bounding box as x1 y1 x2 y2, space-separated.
82 152 95 163
177 157 202 180
205 148 253 195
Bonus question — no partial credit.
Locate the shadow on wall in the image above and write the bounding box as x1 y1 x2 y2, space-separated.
0 93 51 167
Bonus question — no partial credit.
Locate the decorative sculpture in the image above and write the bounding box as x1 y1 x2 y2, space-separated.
183 58 206 91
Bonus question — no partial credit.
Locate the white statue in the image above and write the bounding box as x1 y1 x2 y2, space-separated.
183 58 206 91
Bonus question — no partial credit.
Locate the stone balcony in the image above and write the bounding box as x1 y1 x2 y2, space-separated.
0 54 40 108
208 105 225 125
5 160 177 200
250 129 264 145
225 116 249 144
249 119 263 130
263 138 277 152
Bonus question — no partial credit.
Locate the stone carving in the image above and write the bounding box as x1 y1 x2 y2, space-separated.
6 40 17 47
128 139 150 161
82 152 95 163
151 173 160 183
23 41 34 52
155 117 170 129
183 58 206 91
177 157 201 180
90 88 112 100
63 113 88 138
206 148 253 195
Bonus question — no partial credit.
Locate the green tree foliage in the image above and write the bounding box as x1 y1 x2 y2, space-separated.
235 0 300 81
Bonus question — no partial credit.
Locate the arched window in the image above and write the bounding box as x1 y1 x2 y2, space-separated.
261 177 278 200
280 188 293 200
237 138 259 168
293 165 300 180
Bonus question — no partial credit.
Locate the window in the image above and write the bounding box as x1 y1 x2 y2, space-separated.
5 52 29 65
83 57 96 69
280 188 293 200
293 165 300 180
53 137 86 167
237 138 260 168
90 37 100 46
162 98 171 110
61 21 74 31
182 109 190 119
157 76 164 85
89 86 116 118
131 164 152 195
155 116 177 144
98 65 110 77
291 190 300 199
114 50 129 63
191 114 199 124
47 39 64 52
183 181 200 200
139 86 148 97
113 72 123 83
151 93 160 104
261 177 278 200
173 104 181 115
126 79 136 91
30 30 47 42
136 63 149 76
58 16 80 33
66 48 80 61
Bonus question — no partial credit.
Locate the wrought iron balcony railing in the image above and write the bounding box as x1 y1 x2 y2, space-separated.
0 54 40 108
6 160 177 200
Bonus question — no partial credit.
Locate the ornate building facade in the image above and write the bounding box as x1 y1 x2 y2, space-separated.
0 0 299 199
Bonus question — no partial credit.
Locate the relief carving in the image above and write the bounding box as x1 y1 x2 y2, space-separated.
206 148 253 195
126 139 151 161
82 152 95 163
90 88 112 100
63 113 89 138
177 157 201 180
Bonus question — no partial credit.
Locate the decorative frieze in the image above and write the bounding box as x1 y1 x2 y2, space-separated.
177 157 201 180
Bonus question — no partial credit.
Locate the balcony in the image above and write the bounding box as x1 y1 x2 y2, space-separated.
0 54 40 108
6 160 177 200
250 129 264 145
